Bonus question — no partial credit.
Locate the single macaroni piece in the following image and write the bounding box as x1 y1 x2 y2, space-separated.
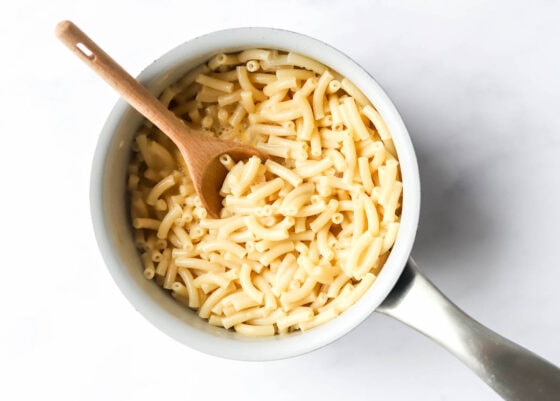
128 49 403 336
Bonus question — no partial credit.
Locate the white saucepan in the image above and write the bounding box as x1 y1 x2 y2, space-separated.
89 27 560 401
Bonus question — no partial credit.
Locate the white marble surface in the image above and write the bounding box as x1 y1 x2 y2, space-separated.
2 1 559 400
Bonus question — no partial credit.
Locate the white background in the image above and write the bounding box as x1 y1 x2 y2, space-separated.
2 1 559 400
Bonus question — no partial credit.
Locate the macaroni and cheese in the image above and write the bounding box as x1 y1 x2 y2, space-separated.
128 49 402 335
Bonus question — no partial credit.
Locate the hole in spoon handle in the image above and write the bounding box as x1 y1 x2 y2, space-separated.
76 42 94 60
55 20 100 64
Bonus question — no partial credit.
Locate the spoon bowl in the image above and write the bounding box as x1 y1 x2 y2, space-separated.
174 130 263 217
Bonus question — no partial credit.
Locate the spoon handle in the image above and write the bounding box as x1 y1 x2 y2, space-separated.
55 20 188 145
378 258 560 401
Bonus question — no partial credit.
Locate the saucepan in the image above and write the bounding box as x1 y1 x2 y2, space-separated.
88 27 560 400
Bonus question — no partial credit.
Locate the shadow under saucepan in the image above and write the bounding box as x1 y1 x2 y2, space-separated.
395 94 503 283
411 138 496 276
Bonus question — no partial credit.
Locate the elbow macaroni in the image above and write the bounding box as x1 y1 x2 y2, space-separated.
128 49 403 336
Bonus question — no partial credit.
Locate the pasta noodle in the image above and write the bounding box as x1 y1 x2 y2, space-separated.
128 48 403 336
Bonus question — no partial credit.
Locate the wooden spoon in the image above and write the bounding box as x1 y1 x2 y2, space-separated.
55 20 264 218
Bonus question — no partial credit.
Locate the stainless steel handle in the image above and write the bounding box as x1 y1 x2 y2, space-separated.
377 258 560 401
